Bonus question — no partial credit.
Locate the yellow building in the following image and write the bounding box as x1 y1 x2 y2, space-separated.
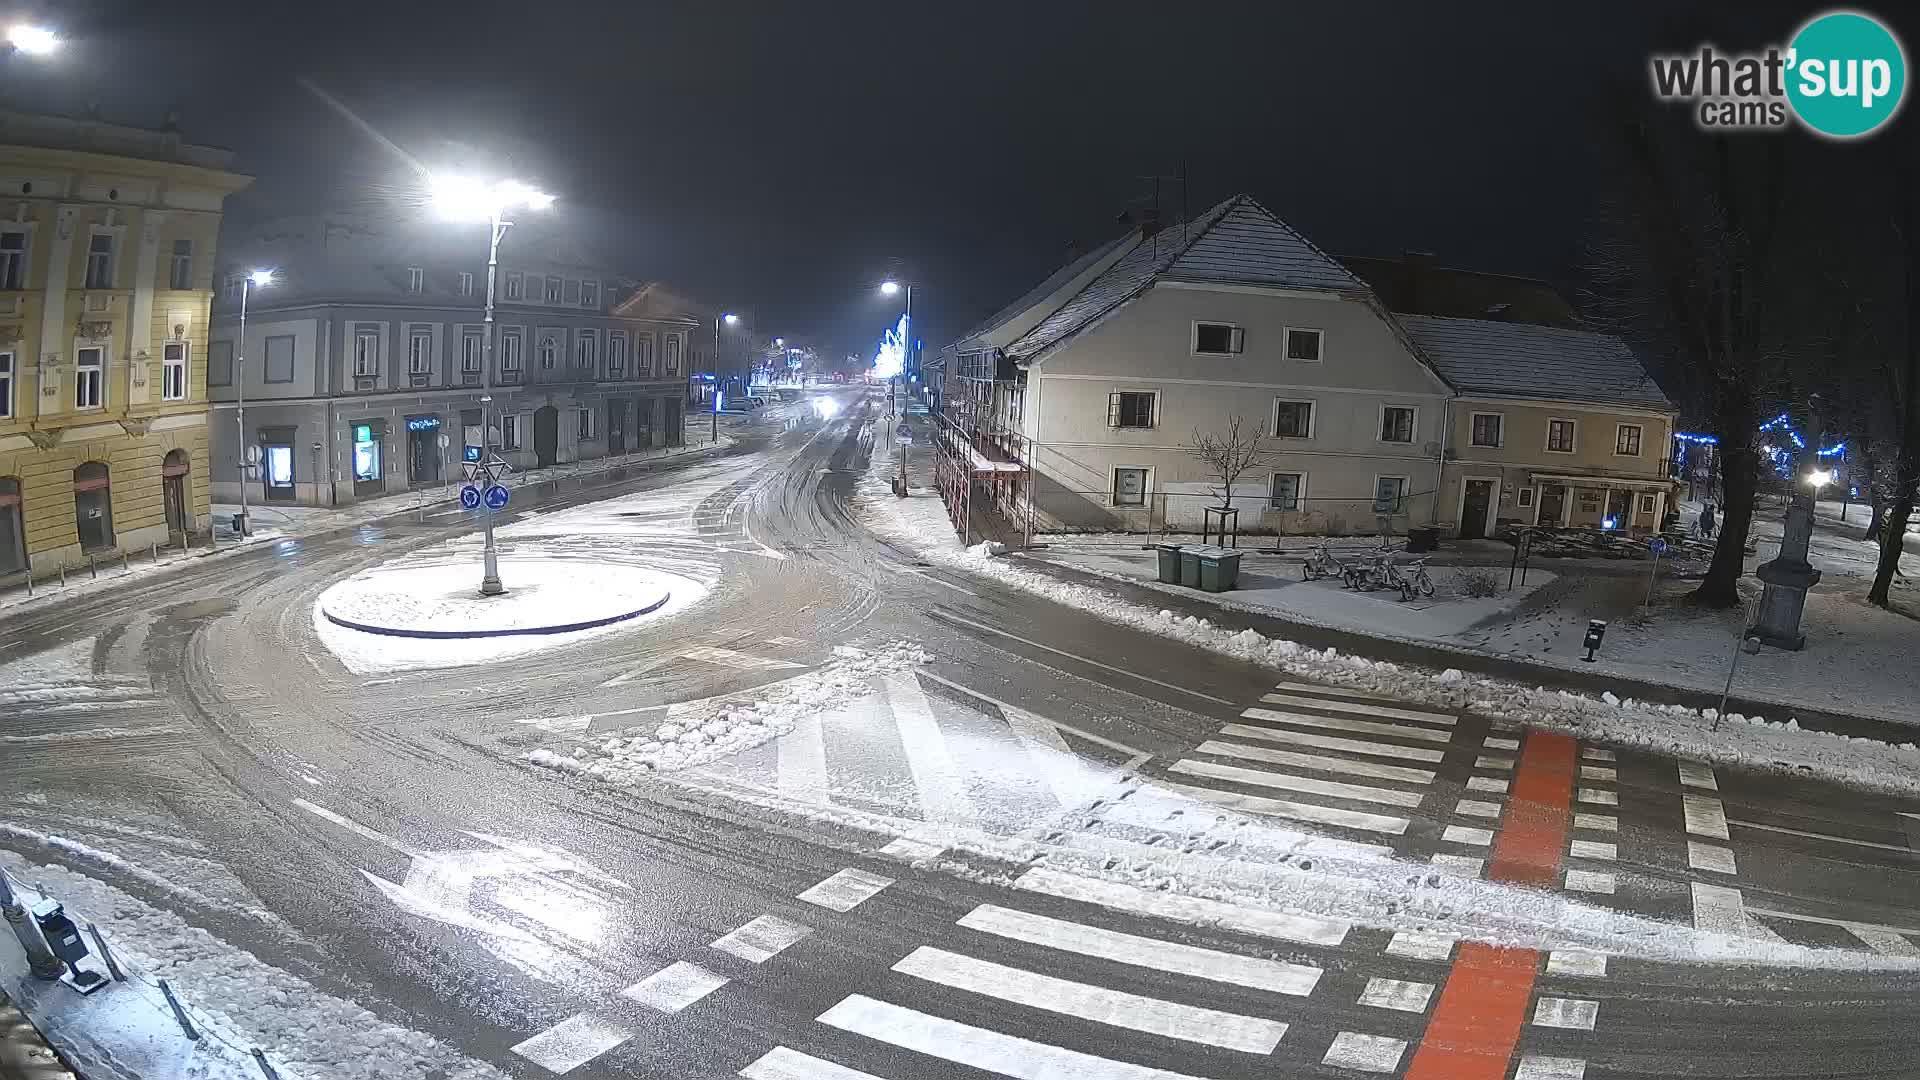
0 110 250 578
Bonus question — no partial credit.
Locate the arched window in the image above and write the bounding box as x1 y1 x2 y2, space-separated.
0 476 23 575
73 461 114 551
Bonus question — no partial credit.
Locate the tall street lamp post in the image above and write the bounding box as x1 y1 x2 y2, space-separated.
713 312 738 442
432 175 555 597
880 280 913 410
233 269 274 536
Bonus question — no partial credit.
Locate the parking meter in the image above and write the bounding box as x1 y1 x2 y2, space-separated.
31 899 102 987
1582 619 1608 663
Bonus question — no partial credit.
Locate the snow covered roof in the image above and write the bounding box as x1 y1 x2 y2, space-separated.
1007 195 1366 361
1398 315 1676 412
949 231 1137 354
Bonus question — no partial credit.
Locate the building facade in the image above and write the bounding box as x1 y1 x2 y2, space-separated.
0 110 250 578
207 217 696 507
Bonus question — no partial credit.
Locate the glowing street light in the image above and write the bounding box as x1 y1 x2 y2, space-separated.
879 280 902 296
1805 468 1835 489
713 313 741 441
233 270 277 538
8 24 59 56
428 173 554 597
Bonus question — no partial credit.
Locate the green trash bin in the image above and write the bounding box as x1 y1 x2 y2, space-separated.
1198 548 1243 592
1155 543 1185 584
1179 546 1205 588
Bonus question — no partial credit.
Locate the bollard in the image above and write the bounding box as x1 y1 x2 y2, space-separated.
58 564 66 587
151 542 159 564
251 1048 282 1080
120 551 129 573
85 921 124 981
89 554 97 579
157 979 200 1040
22 571 30 596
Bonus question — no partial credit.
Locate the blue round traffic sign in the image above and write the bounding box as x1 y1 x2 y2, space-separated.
459 485 481 510
483 484 510 511
1649 537 1668 555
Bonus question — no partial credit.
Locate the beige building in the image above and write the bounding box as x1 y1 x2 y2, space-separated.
0 111 250 579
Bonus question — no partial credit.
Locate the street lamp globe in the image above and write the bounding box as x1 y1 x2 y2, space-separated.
723 313 740 325
429 174 555 222
879 281 901 296
247 269 275 288
1805 468 1835 489
9 24 58 55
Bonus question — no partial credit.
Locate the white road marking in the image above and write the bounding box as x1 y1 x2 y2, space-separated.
741 1047 885 1080
893 946 1287 1053
1577 788 1618 806
1157 779 1411 835
1243 707 1453 743
1194 739 1437 784
1742 905 1920 942
1219 723 1445 763
510 1014 632 1074
1466 776 1510 794
292 798 423 858
1569 840 1616 862
1546 950 1607 977
1258 691 1456 725
915 669 1152 760
1484 736 1520 751
1727 818 1915 853
1321 1031 1406 1073
1357 977 1434 1012
1516 1055 1588 1080
764 636 807 648
710 915 812 963
1691 882 1788 941
1475 755 1515 771
1687 840 1738 875
1573 813 1617 832
883 672 981 828
1563 869 1615 895
1384 931 1455 961
1678 760 1718 790
681 645 804 670
819 994 1213 1080
1455 799 1502 819
1015 866 1350 946
777 713 831 804
1846 925 1920 958
1429 853 1484 877
1532 997 1598 1031
879 837 944 862
1580 748 1616 762
958 903 1322 996
797 868 894 912
1579 765 1617 781
1682 794 1731 840
1170 758 1424 807
930 609 1235 706
1443 825 1493 846
621 960 727 1013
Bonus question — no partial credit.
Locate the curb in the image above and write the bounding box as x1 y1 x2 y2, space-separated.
321 589 670 639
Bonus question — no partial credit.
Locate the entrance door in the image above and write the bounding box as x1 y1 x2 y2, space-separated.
264 443 296 501
351 422 385 497
407 422 442 484
1537 485 1566 527
73 462 114 552
0 477 24 574
665 398 683 446
608 399 627 455
533 406 559 467
1460 479 1494 540
161 450 190 543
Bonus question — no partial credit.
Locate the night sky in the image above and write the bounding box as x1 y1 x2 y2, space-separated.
0 1 1845 360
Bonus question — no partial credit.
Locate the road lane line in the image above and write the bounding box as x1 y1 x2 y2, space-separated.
1455 799 1502 819
958 903 1322 996
797 868 894 911
1568 840 1616 862
292 798 424 858
777 713 831 804
1573 813 1617 832
1157 779 1411 834
1466 776 1510 794
1241 707 1453 743
927 609 1235 706
510 1014 632 1074
883 672 981 829
1219 723 1445 763
741 1047 885 1080
1726 818 1915 853
1193 739 1437 784
915 669 1151 759
1563 869 1615 894
1014 866 1350 946
1845 925 1920 957
681 645 804 670
711 915 813 963
1742 905 1920 940
1169 758 1425 807
620 960 728 1013
1258 690 1456 725
818 994 1212 1080
1577 788 1617 806
892 946 1288 1052
878 837 944 861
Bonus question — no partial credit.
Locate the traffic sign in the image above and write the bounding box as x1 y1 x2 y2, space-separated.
1649 537 1668 556
483 484 510 511
459 485 481 510
895 432 913 446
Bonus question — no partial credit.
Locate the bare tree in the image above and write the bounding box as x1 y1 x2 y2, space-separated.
1187 415 1273 510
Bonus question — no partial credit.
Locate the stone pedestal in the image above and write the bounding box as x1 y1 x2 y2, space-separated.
1748 494 1821 650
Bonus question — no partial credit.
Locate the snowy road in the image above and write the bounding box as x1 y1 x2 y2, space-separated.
3 390 1919 1079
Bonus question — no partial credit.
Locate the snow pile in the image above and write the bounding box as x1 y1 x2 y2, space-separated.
318 558 672 634
524 640 930 779
0 851 507 1080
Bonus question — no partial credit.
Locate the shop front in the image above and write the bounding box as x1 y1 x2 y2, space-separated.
259 425 298 502
406 414 444 485
351 420 387 497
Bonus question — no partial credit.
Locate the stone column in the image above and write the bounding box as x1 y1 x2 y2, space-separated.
1749 409 1823 650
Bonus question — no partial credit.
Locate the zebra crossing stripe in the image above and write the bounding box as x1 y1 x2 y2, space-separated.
892 946 1289 1053
711 915 813 963
1242 707 1453 744
1169 758 1426 807
680 645 804 670
883 673 981 828
1259 690 1456 725
1014 866 1350 946
1682 793 1730 840
620 961 727 1013
510 1014 632 1074
1678 760 1718 790
1193 739 1437 784
741 1046 885 1080
818 994 1213 1080
798 869 894 912
1157 779 1412 835
958 903 1322 996
1218 723 1446 763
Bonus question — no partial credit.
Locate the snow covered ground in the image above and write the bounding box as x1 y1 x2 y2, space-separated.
0 532 288 619
318 558 673 636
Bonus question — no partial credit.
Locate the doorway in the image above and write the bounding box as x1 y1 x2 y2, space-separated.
406 415 443 484
73 461 114 552
1537 485 1566 527
607 399 628 455
351 420 386 497
1459 479 1495 540
0 476 23 575
162 450 190 543
665 397 683 446
260 427 297 502
532 406 559 466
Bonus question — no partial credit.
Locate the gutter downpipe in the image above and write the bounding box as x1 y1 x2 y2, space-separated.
1433 397 1451 528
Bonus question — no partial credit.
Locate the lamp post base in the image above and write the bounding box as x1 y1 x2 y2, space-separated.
480 575 505 597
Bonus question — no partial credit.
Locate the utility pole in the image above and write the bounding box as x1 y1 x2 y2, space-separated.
478 210 508 596
0 869 62 980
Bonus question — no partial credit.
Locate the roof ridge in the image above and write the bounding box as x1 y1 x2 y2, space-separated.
1222 195 1364 289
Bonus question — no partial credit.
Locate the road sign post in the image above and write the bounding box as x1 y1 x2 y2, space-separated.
1644 536 1667 608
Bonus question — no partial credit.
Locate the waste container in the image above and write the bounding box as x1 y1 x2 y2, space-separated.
1406 526 1440 553
1197 547 1243 592
1155 543 1185 584
1179 545 1206 588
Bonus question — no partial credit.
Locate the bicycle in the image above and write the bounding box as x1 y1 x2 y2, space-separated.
1302 543 1346 581
1400 557 1436 601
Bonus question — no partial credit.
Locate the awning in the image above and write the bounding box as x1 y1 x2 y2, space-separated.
1530 473 1673 491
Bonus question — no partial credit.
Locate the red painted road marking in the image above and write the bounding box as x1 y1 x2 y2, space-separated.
1405 731 1579 1080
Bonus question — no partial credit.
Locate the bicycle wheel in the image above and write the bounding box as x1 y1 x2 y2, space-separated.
1418 575 1436 597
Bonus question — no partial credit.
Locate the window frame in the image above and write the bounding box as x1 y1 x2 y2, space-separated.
500 412 522 451
1269 471 1306 512
576 406 595 440
1378 404 1418 444
1284 326 1324 362
408 328 433 375
1638 492 1657 514
544 276 563 303
1468 411 1504 449
1517 486 1536 509
161 341 190 399
406 267 425 294
352 330 380 378
1614 422 1643 457
607 330 627 377
574 328 598 371
1545 417 1578 454
504 271 524 301
1272 397 1316 439
664 333 681 375
83 232 115 290
581 280 600 308
461 330 483 375
500 328 524 374
537 329 561 370
458 271 474 298
74 345 104 408
635 332 654 376
0 350 13 417
1190 321 1244 356
1107 389 1157 430
1372 474 1409 515
169 238 193 291
0 228 27 290
262 335 295 385
1110 465 1151 508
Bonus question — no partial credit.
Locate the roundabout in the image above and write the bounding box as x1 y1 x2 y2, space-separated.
316 556 674 639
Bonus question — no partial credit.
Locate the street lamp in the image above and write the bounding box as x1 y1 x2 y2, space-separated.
430 173 555 597
7 24 58 56
233 268 275 537
878 280 914 407
713 312 739 441
1805 468 1835 490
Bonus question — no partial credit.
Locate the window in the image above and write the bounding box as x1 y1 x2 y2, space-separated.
1112 467 1148 507
575 329 597 370
353 330 380 377
74 346 103 408
264 336 294 384
577 406 595 439
562 279 580 305
1273 399 1314 438
406 267 424 294
1547 418 1577 453
221 273 243 304
538 333 558 369
1193 322 1243 355
1470 412 1503 448
0 352 12 416
544 276 563 303
1107 390 1155 429
1615 423 1643 456
1373 476 1408 514
458 272 474 298
461 331 483 374
84 233 114 289
162 341 189 399
664 333 681 374
581 280 599 308
208 340 233 386
608 331 627 376
1270 472 1304 511
635 333 654 376
169 239 193 290
504 272 524 300
409 330 432 374
1639 493 1657 513
500 413 522 450
1380 405 1416 443
1517 487 1535 508
0 230 25 289
1285 327 1323 362
352 423 381 482
501 329 523 375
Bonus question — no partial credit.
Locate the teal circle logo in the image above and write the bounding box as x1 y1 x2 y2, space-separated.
1786 11 1907 138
